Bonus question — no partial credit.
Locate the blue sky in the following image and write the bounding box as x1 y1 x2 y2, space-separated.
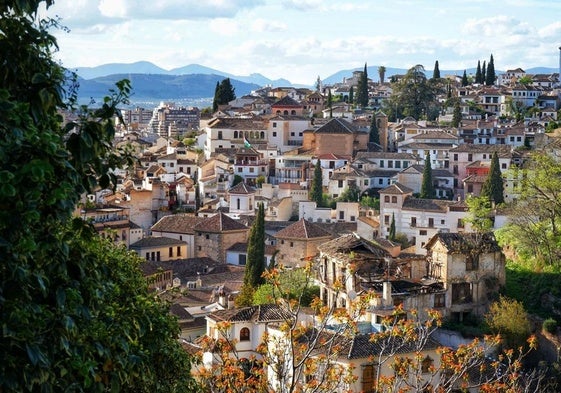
43 0 561 85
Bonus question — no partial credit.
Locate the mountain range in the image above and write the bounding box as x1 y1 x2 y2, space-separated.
69 61 558 107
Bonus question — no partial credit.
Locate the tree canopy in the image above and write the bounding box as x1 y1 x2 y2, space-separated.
486 54 496 86
0 1 197 391
355 63 369 108
481 151 504 205
420 154 435 199
369 114 380 144
310 160 323 206
432 60 440 79
212 77 236 112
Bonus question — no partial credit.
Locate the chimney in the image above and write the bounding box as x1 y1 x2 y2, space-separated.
196 273 202 288
382 281 393 308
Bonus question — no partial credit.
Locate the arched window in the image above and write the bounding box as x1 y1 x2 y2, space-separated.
283 110 288 115
291 110 296 115
234 131 238 139
260 131 265 139
240 327 250 341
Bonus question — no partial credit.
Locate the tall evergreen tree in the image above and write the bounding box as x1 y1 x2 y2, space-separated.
452 99 462 128
369 114 380 144
315 75 321 91
461 70 469 87
486 54 496 86
310 159 323 206
475 61 482 84
481 151 504 205
389 213 396 241
481 60 486 85
432 60 441 79
212 81 220 112
356 63 369 108
420 154 435 199
349 86 354 104
213 78 236 112
244 203 266 289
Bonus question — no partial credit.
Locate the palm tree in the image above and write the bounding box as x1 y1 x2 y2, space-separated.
378 65 386 84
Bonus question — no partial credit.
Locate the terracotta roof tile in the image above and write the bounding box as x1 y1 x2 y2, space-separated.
274 218 332 240
151 214 206 234
193 212 248 233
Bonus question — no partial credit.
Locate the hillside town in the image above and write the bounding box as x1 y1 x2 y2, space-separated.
72 58 561 391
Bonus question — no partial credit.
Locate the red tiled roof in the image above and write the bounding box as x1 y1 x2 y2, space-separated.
274 218 332 240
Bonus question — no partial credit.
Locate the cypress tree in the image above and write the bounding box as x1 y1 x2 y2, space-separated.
461 70 468 87
432 60 440 79
310 159 323 206
486 54 496 86
389 213 396 241
369 115 380 144
212 81 220 112
328 89 333 118
475 61 482 84
481 60 486 85
452 99 462 128
481 151 504 205
349 86 354 104
356 63 369 108
244 203 266 288
420 154 435 199
219 78 236 103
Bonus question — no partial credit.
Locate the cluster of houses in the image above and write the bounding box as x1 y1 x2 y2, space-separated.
76 65 561 390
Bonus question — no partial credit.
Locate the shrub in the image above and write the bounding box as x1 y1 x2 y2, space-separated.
543 318 558 334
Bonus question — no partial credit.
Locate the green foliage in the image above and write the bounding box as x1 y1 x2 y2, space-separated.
452 99 462 128
481 60 486 85
378 65 386 84
310 160 323 206
253 269 320 307
355 63 369 108
348 85 354 104
480 151 505 205
485 296 532 349
543 318 558 334
389 213 396 241
256 175 266 188
461 70 468 87
475 60 482 84
0 2 197 390
432 60 440 79
420 154 435 199
369 114 380 144
486 54 496 86
232 174 243 186
384 64 438 121
212 78 236 112
338 182 361 202
465 195 494 233
518 75 533 86
360 195 379 209
240 203 266 304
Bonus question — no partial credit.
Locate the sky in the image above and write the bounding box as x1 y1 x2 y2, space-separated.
42 0 561 85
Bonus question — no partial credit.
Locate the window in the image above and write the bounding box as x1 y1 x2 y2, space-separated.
272 131 277 137
419 230 427 236
338 180 344 188
238 167 243 173
290 132 295 136
339 211 344 220
169 247 173 258
177 246 181 256
234 131 238 139
364 179 369 186
452 282 472 304
378 179 383 185
384 215 390 224
441 219 445 225
428 218 434 227
218 131 223 140
434 293 445 308
384 195 390 203
350 215 355 221
272 122 277 128
205 234 210 240
198 246 202 251
411 217 417 227
391 196 397 203
156 251 160 261
249 167 254 173
468 153 473 162
466 254 479 271
238 254 247 265
379 160 384 168
501 163 507 169
240 327 250 341
457 218 464 228
388 160 393 168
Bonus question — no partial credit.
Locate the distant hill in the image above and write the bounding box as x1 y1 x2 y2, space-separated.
72 61 293 88
75 73 260 106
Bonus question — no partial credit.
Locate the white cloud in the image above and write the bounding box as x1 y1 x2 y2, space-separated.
251 19 287 32
209 18 240 35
